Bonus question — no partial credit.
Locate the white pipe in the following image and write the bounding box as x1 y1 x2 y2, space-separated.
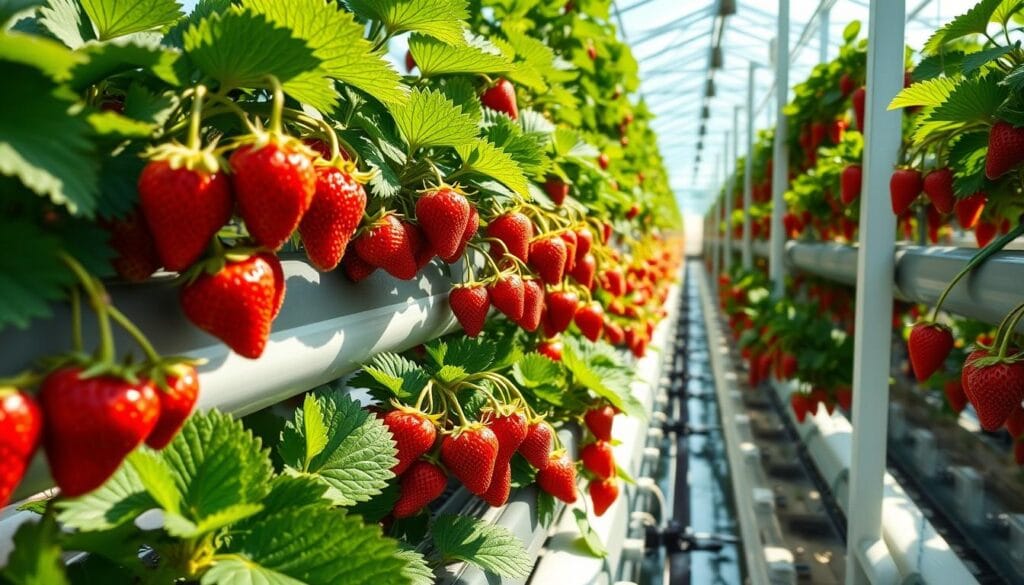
742 62 755 270
769 0 789 298
844 0 905 583
819 4 831 62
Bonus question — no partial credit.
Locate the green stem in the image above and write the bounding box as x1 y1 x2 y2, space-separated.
265 75 285 135
70 287 83 352
60 253 114 363
996 302 1024 358
107 306 161 364
415 380 434 411
187 85 206 151
929 220 1024 321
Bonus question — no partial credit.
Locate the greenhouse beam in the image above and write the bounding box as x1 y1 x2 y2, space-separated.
769 0 789 298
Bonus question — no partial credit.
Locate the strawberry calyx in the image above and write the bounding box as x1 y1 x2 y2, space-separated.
389 400 443 426
445 420 488 438
144 141 226 175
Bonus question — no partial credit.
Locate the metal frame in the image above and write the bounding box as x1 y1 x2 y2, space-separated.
768 0 789 298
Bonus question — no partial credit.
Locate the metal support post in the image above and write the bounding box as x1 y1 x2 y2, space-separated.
742 62 756 270
769 0 789 298
819 4 831 62
724 132 734 271
844 1 905 583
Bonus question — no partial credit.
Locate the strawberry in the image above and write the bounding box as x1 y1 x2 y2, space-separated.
393 460 447 519
575 228 594 261
602 268 627 297
544 290 579 335
907 323 953 382
852 86 866 132
570 253 596 289
0 389 42 507
985 121 1024 179
298 165 367 271
580 440 614 479
584 405 614 441
486 212 533 263
779 353 798 380
449 285 490 337
488 411 528 462
405 220 435 270
626 203 640 220
230 140 316 250
256 251 286 319
836 387 853 411
40 367 160 497
976 220 997 248
441 425 499 495
963 355 1024 431
954 193 987 229
589 477 619 516
1004 403 1024 439
840 165 862 205
449 205 479 262
138 160 232 272
586 41 597 61
102 210 161 282
890 169 922 215
839 73 855 96
383 408 437 475
828 119 847 144
790 392 811 423
416 186 471 261
405 50 416 73
341 248 376 282
481 78 518 119
519 421 554 469
544 176 569 206
181 254 277 359
516 279 544 332
145 364 200 449
537 340 563 361
604 321 625 345
529 236 568 285
559 231 578 272
536 451 577 503
488 273 525 321
355 214 418 280
922 168 955 214
597 153 610 170
481 460 512 507
575 302 604 342
943 379 968 413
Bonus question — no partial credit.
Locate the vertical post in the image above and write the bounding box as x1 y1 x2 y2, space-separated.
844 1 905 583
819 4 831 63
743 62 756 270
711 199 720 283
769 0 789 298
713 153 722 281
724 132 734 272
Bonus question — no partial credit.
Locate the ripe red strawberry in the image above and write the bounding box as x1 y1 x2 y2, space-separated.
584 405 614 441
519 421 554 469
536 451 577 503
985 121 1024 179
575 228 593 260
255 251 286 320
181 254 277 359
559 231 578 272
836 387 853 411
597 153 610 170
341 248 376 282
602 268 627 297
355 214 418 280
976 220 997 247
1004 403 1024 439
828 119 847 144
790 392 811 423
840 165 862 205
907 323 953 382
416 187 470 261
40 367 160 497
575 302 604 342
102 210 161 282
516 279 544 332
570 253 596 289
839 73 855 96
963 356 1024 431
441 426 499 495
589 477 619 516
944 379 968 413
145 364 200 449
0 389 42 507
852 86 866 132
448 205 479 262
890 169 922 215
481 461 512 507
486 212 533 263
393 460 447 518
955 193 987 229
481 78 518 119
489 411 528 462
529 236 568 285
138 161 232 272
298 165 367 271
580 440 614 479
544 176 569 205
544 290 579 335
626 203 640 220
922 168 955 214
383 408 437 475
537 340 563 361
405 50 416 73
604 321 625 345
488 273 525 321
449 285 490 337
230 140 316 250
405 220 435 270
779 353 798 380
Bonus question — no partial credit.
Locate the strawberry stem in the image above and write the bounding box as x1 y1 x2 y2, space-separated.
929 220 1024 321
60 253 115 364
265 75 285 136
70 287 83 353
187 85 206 152
996 302 1024 358
107 305 162 364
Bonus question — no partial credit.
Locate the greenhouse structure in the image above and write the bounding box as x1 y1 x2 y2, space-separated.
2 0 1024 583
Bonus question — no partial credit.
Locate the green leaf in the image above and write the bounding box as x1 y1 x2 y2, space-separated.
408 32 513 77
57 460 154 531
216 507 409 584
929 74 1007 123
79 0 181 40
888 76 958 109
164 503 264 538
454 139 531 196
242 0 407 106
616 463 635 484
0 31 83 79
396 548 434 585
426 337 495 372
962 44 1013 75
126 450 180 513
0 218 76 331
501 29 556 92
346 0 469 45
279 389 398 506
0 0 42 25
435 364 468 383
39 0 95 48
349 352 431 402
992 0 1024 25
561 341 643 418
301 393 329 469
183 7 321 90
552 127 598 158
0 63 97 216
346 480 399 523
122 84 178 126
948 131 990 196
344 133 402 198
572 508 607 558
255 474 330 518
392 88 479 152
512 353 562 389
201 560 307 585
0 514 68 585
923 0 1001 55
86 110 154 138
841 20 860 43
913 51 966 81
431 515 532 578
95 144 146 219
536 490 555 527
484 113 550 176
1002 63 1024 91
67 36 183 90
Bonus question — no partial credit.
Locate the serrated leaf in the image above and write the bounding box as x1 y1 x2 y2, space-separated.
924 0 1002 55
438 76 482 122
396 548 434 585
1002 63 1024 91
126 450 180 513
347 0 469 45
948 131 990 196
454 139 530 196
164 502 264 538
929 74 1007 123
0 218 76 331
255 474 330 518
484 114 549 176
122 84 178 126
552 127 598 158
183 7 320 90
0 515 68 585
279 388 398 506
0 31 83 79
344 133 402 198
501 29 554 92
95 144 145 219
888 76 958 109
201 560 307 585
512 353 561 389
349 352 430 401
427 337 495 372
409 31 513 77
80 0 181 41
301 393 329 469
993 0 1024 25
392 88 479 152
572 508 607 558
67 36 183 90
346 480 399 523
536 490 555 527
86 110 154 138
436 364 468 383
57 460 154 531
913 51 965 81
431 514 532 578
962 44 1014 75
40 0 94 48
